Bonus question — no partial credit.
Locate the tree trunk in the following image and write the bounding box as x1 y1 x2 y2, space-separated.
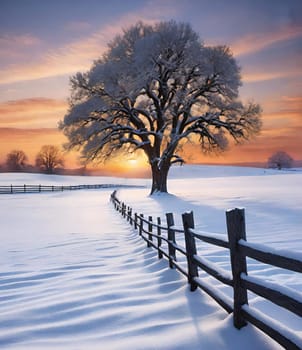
150 163 170 194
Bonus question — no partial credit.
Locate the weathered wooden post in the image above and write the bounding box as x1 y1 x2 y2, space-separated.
129 208 133 225
139 214 144 236
147 216 153 247
157 217 163 259
182 211 198 291
24 184 26 193
166 213 176 269
226 208 248 329
134 213 138 230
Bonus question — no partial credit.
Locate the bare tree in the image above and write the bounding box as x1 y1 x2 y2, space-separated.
268 151 293 170
60 21 261 194
6 150 28 172
35 145 64 174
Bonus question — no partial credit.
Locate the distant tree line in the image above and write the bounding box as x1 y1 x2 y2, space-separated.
0 147 297 174
1 145 65 174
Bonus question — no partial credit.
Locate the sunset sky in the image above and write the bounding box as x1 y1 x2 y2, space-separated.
0 0 301 171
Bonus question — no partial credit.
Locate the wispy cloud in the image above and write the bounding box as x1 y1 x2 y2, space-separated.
232 23 302 57
0 7 161 85
0 33 41 48
0 32 107 84
0 127 59 158
242 69 301 83
242 71 287 83
0 98 67 128
0 33 42 60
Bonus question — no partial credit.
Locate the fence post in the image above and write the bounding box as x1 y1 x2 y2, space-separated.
134 213 138 230
182 211 198 291
147 216 153 247
39 184 41 192
157 217 163 259
166 213 176 269
11 184 13 194
139 214 144 236
24 184 26 193
129 208 133 225
226 208 248 329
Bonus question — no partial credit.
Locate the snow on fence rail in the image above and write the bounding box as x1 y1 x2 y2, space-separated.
110 190 302 350
0 184 135 194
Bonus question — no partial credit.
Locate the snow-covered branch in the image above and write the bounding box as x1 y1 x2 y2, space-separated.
60 20 261 193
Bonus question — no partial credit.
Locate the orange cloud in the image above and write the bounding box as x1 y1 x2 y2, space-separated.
280 95 302 108
0 98 68 128
263 94 302 118
232 23 302 57
242 70 298 83
182 101 302 164
183 131 301 164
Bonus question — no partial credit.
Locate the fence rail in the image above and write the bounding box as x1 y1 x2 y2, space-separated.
0 184 136 194
110 190 302 350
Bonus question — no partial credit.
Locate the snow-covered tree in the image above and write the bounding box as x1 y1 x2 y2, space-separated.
35 145 64 174
268 151 293 170
6 150 28 172
60 21 261 194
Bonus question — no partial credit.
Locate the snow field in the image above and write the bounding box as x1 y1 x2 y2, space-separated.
0 165 301 349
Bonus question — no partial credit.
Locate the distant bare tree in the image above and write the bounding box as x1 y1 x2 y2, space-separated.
6 150 28 172
35 145 64 174
268 151 293 170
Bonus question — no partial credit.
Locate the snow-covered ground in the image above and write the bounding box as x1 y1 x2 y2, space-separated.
0 165 301 349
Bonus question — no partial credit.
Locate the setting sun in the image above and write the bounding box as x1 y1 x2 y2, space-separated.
127 159 138 166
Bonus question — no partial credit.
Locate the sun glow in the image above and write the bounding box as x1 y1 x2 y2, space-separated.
108 152 150 177
127 158 138 166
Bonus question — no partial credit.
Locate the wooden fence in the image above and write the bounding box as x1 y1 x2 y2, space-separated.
110 190 302 350
0 184 130 194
